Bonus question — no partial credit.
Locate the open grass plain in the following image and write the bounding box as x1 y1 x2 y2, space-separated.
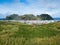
0 21 60 45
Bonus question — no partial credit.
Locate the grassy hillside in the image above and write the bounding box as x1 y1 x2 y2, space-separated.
0 21 60 45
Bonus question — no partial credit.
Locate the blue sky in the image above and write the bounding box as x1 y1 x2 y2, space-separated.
0 0 60 18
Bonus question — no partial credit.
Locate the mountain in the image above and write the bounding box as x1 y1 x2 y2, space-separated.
6 14 54 20
37 14 54 20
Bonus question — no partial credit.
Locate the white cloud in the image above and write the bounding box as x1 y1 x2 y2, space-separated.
0 0 60 18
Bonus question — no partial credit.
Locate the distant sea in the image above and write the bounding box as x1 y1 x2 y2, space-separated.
0 18 6 20
54 18 60 20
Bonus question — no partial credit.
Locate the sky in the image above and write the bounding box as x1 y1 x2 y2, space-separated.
0 0 60 18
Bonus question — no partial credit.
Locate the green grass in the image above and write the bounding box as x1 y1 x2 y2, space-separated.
0 21 60 45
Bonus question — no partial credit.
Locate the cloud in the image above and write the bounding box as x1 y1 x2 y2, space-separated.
0 0 60 18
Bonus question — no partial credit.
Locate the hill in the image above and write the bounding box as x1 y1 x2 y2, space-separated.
0 21 60 45
6 14 54 20
38 14 54 20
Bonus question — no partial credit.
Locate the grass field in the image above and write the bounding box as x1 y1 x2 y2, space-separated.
0 21 60 45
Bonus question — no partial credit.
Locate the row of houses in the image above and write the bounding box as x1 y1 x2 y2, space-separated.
17 20 56 25
0 20 59 25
